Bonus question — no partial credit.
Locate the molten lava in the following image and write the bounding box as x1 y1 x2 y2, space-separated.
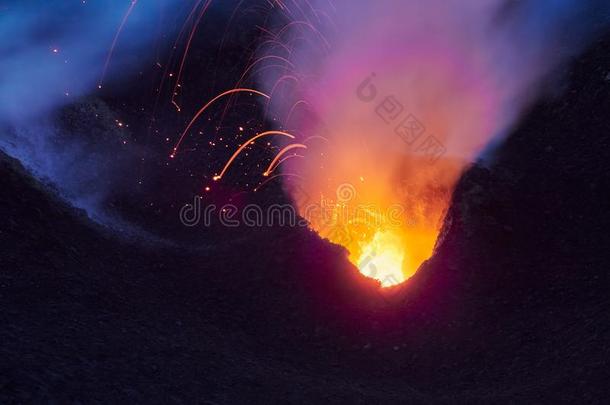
295 152 458 287
357 230 406 287
255 1 516 287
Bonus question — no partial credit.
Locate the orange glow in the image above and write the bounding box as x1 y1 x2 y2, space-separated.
357 230 406 287
298 159 455 286
283 70 470 286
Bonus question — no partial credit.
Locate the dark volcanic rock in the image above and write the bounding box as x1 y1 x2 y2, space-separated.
1 27 610 405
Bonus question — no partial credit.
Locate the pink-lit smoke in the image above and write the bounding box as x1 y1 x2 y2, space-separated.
254 0 609 281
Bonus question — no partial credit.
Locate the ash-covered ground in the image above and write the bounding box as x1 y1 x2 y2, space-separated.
1 20 610 405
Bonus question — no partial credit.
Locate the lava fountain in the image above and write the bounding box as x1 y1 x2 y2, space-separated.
254 0 604 286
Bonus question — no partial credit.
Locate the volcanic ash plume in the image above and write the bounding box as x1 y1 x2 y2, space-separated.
256 0 609 286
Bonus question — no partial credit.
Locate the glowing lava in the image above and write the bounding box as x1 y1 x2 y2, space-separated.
356 230 406 287
252 0 584 288
295 160 454 287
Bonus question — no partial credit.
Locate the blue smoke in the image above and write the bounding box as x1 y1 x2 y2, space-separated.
0 0 178 227
0 0 169 121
